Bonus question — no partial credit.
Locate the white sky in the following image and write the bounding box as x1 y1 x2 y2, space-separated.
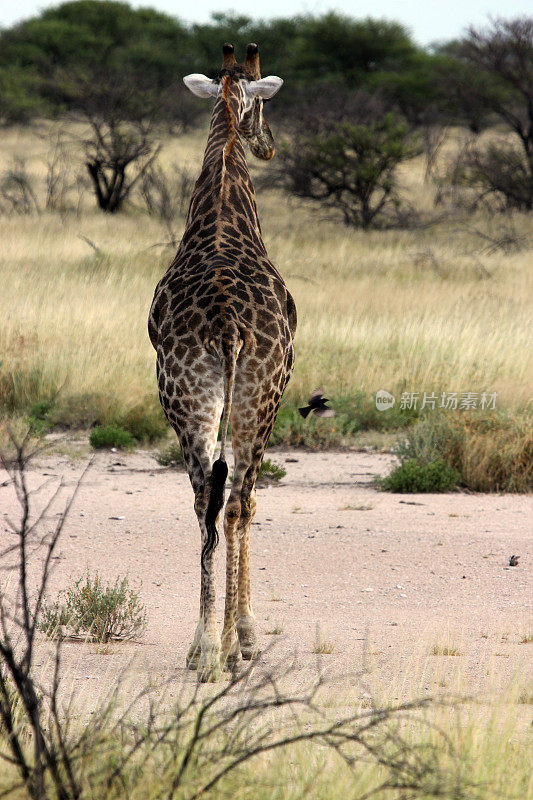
1 0 531 45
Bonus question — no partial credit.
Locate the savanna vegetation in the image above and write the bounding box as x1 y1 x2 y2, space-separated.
1 120 531 488
0 3 531 492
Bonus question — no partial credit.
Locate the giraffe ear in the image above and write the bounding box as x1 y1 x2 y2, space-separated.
183 74 220 99
245 76 283 99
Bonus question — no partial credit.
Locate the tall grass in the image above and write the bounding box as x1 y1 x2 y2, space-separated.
0 672 531 799
0 122 531 435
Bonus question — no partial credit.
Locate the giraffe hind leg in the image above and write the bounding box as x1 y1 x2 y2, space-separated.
227 387 284 663
173 414 224 682
221 435 265 667
237 485 258 660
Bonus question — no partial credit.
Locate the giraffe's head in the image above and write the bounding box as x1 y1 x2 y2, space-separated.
183 43 283 161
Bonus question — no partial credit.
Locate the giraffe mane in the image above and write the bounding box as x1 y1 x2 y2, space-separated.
222 74 237 159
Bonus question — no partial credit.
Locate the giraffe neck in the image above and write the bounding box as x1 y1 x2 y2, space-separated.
178 88 265 259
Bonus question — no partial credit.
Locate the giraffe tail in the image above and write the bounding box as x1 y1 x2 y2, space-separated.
202 327 241 573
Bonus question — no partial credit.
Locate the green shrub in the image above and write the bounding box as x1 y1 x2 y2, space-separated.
39 573 146 643
379 458 460 493
156 441 185 467
392 413 464 466
27 398 55 433
258 458 286 483
21 392 168 443
118 401 168 443
229 459 286 485
28 399 54 420
385 412 533 493
89 425 135 450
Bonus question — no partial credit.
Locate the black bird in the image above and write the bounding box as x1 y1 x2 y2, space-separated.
298 389 335 419
509 555 520 566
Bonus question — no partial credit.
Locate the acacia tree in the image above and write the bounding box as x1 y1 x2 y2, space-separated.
276 92 417 228
454 17 533 210
59 69 162 213
83 120 160 214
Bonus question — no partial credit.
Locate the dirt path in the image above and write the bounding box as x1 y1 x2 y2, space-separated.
1 444 531 705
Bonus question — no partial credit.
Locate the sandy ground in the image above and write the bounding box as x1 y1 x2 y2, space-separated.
1 442 532 707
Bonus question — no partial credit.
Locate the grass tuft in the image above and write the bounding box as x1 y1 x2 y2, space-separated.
27 398 55 433
431 644 463 656
312 634 335 654
265 624 283 635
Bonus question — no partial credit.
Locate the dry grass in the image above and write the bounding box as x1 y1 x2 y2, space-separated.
2 666 531 800
312 624 336 654
431 644 463 657
0 122 532 432
338 502 375 510
312 636 335 655
265 624 283 635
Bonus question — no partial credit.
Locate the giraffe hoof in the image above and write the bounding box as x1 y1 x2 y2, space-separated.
197 665 221 683
186 644 201 670
197 648 221 682
224 652 243 674
237 616 257 658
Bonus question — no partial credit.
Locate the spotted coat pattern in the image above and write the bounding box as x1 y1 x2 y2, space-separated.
148 55 296 680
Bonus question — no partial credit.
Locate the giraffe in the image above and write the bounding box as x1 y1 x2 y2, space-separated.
148 43 297 681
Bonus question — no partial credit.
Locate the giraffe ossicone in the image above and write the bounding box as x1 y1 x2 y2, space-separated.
148 42 296 682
